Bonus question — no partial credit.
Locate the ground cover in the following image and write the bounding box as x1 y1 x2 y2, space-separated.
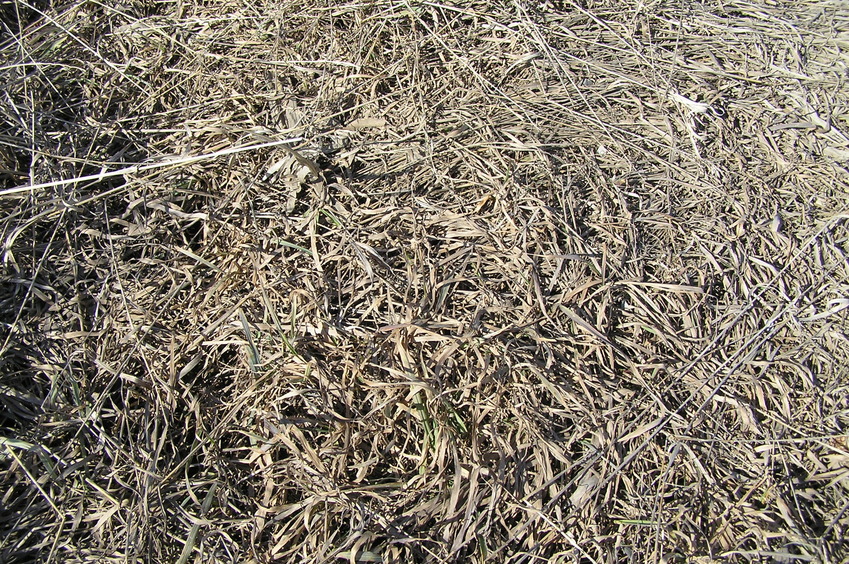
1 1 848 562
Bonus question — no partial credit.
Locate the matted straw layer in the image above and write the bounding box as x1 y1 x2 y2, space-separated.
1 1 848 562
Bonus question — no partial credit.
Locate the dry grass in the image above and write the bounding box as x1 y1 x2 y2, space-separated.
1 0 848 562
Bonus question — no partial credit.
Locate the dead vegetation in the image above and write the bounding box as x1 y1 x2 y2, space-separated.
1 0 848 562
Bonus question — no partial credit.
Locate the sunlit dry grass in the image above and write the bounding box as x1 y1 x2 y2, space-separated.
1 1 848 562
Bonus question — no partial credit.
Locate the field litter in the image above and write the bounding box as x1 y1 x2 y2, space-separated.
1 0 848 562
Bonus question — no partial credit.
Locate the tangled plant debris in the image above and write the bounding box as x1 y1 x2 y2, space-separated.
1 1 848 562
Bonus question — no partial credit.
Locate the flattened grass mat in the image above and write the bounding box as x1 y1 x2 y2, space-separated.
1 1 847 562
